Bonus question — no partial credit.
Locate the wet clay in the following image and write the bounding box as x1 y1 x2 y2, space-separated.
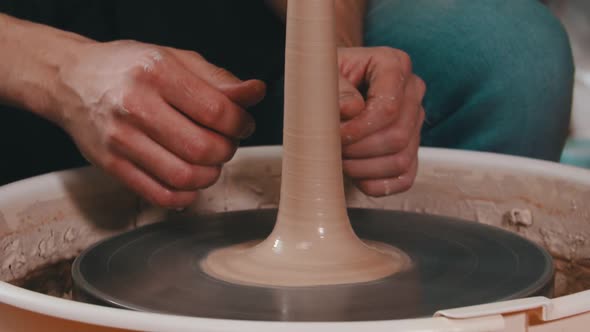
202 0 409 287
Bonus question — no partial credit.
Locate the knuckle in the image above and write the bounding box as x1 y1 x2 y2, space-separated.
128 65 147 82
177 76 200 100
357 181 374 195
341 145 355 159
397 175 416 193
184 50 204 61
358 181 384 197
169 165 195 189
101 88 124 109
185 138 235 165
395 50 413 72
120 90 146 121
130 48 168 82
101 155 120 172
186 140 214 164
395 154 413 172
374 46 391 54
418 107 426 125
341 160 355 177
339 89 358 101
382 102 399 118
198 166 222 188
210 66 233 81
373 47 398 67
415 76 427 98
218 140 238 163
203 99 226 123
103 124 126 150
119 90 135 112
390 129 411 150
152 188 178 208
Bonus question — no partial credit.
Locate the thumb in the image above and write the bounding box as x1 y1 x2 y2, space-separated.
217 79 267 108
339 75 365 120
168 48 266 107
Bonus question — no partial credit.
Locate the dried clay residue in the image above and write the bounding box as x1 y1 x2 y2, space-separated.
9 259 74 300
0 210 9 233
2 239 26 279
554 257 590 297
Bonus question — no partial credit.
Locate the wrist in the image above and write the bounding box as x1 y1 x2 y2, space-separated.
41 35 93 126
0 14 92 125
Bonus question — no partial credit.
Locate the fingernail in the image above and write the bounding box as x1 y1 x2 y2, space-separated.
239 121 256 139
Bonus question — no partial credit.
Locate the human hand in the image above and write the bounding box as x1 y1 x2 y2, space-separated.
338 47 426 196
55 40 266 208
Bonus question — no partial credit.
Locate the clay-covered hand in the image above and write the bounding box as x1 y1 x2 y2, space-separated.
338 47 426 196
56 40 266 208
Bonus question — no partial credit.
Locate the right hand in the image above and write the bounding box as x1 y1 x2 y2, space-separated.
55 40 266 208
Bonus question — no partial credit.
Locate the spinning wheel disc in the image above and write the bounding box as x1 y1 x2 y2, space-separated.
73 209 553 321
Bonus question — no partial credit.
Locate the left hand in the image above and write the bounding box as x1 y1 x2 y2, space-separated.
338 47 426 197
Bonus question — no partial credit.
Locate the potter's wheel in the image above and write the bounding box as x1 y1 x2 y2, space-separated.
72 208 553 322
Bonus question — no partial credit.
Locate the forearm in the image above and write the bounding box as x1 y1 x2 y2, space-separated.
0 13 90 123
266 0 367 47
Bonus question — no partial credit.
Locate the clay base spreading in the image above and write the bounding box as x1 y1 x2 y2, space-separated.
201 237 410 287
72 209 554 321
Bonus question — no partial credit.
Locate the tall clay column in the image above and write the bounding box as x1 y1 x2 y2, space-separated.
276 0 354 258
202 0 407 287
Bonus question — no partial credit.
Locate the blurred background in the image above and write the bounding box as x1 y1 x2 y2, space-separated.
547 0 590 168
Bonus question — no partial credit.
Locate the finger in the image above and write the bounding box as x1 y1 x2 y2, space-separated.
355 158 418 197
166 48 242 84
109 124 221 190
340 72 404 145
337 48 370 86
339 75 365 120
167 48 267 108
218 80 267 108
340 96 402 145
343 132 420 180
343 107 423 159
103 157 199 208
365 50 411 100
149 56 255 139
408 75 427 105
343 88 425 159
340 51 415 145
120 92 237 166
